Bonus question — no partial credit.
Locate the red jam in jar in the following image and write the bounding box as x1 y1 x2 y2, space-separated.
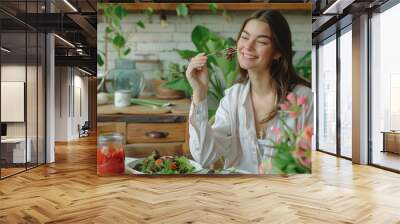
97 133 125 175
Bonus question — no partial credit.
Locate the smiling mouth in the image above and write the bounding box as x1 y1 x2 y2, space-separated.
242 52 258 59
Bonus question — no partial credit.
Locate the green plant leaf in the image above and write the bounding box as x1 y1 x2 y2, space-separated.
144 7 154 16
176 3 188 17
208 3 218 13
208 109 217 120
163 78 193 96
136 21 145 29
192 26 211 52
114 4 127 20
144 7 154 23
111 17 121 29
294 51 311 81
104 6 113 19
176 49 198 60
97 53 104 66
112 33 125 48
105 27 113 33
123 48 131 56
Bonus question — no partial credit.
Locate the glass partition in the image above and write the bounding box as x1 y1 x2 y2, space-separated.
1 30 28 178
339 27 352 158
370 3 400 171
317 35 337 155
0 0 46 179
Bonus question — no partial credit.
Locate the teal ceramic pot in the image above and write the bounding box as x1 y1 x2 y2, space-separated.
110 59 144 98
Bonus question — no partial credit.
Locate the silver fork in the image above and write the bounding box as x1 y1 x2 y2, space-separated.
206 47 237 57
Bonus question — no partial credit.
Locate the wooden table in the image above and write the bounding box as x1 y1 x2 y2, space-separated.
97 98 191 158
381 131 400 154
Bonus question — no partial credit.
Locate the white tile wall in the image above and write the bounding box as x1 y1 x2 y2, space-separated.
98 11 311 73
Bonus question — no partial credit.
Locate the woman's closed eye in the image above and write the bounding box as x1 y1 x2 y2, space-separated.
240 35 269 45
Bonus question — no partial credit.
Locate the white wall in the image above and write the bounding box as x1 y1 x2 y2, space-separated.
55 66 68 141
55 67 89 141
1 65 30 137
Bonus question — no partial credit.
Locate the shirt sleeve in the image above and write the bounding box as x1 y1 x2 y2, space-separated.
188 95 233 168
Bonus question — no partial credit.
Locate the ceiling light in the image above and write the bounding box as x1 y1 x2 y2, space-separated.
54 34 75 48
63 0 78 12
78 67 92 76
1 47 11 53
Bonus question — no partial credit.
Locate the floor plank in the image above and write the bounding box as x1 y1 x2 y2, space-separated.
0 135 399 223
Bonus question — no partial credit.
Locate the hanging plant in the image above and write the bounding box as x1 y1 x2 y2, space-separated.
98 3 146 66
97 3 145 92
176 3 188 17
144 7 154 23
208 3 218 13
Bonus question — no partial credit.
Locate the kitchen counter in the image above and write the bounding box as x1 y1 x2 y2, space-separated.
97 97 191 157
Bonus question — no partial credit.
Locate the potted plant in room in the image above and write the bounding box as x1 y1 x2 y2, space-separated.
97 3 146 106
294 51 311 81
154 63 191 100
172 25 238 118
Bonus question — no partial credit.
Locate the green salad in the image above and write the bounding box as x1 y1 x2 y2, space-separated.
133 150 196 174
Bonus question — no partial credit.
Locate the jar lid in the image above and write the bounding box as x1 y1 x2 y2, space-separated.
98 132 123 143
115 90 131 94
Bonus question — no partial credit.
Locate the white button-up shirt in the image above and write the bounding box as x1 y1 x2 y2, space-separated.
188 80 314 173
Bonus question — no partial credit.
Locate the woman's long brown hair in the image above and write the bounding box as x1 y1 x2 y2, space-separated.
236 10 310 123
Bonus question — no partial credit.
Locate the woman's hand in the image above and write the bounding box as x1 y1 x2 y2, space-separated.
186 53 208 104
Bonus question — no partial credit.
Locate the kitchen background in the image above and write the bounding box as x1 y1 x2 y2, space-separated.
96 3 312 175
98 9 311 80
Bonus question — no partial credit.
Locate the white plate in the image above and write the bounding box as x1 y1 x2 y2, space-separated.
125 157 204 174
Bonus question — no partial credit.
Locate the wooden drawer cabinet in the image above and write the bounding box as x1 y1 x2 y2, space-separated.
126 122 186 143
124 142 185 158
382 131 400 154
97 98 190 158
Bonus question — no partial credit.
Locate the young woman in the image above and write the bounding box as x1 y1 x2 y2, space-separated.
186 10 313 174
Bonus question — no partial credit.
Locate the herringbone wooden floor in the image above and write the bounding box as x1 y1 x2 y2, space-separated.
0 136 400 224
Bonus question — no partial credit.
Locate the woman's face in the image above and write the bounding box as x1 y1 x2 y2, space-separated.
237 19 280 72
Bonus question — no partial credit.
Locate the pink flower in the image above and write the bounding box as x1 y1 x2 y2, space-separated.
297 139 310 150
289 111 298 118
279 103 290 110
304 127 313 141
271 127 282 143
271 127 281 135
286 92 296 104
293 148 311 168
300 157 311 167
258 163 265 174
296 123 301 132
294 148 305 157
297 95 307 106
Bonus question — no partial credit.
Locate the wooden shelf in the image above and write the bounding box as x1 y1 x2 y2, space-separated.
118 3 312 12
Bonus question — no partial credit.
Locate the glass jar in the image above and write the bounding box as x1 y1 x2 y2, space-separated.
111 59 144 98
97 133 125 175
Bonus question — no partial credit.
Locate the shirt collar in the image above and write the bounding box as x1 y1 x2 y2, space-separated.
240 79 251 105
